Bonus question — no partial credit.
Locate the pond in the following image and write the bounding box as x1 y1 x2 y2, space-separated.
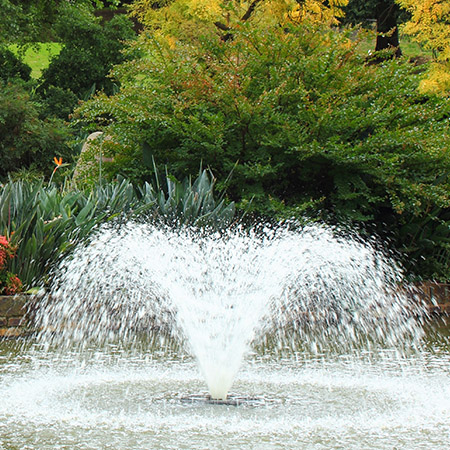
0 322 449 450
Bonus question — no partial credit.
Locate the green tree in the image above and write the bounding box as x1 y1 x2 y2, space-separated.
0 47 31 82
0 0 58 43
0 0 123 44
38 5 136 99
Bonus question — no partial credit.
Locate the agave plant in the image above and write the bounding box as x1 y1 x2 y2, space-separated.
139 169 235 227
0 180 95 287
0 169 235 289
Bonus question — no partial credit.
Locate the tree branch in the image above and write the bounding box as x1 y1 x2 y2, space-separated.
215 0 265 41
214 21 230 32
241 0 264 22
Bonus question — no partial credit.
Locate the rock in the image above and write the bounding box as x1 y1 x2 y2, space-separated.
72 132 115 186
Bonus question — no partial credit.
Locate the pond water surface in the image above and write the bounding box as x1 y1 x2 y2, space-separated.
1 321 449 450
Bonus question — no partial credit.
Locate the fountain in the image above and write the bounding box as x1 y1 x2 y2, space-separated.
1 222 449 449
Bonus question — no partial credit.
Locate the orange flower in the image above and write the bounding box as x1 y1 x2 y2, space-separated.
49 157 65 184
53 156 63 167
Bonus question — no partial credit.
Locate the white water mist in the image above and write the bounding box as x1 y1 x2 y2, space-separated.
33 222 426 400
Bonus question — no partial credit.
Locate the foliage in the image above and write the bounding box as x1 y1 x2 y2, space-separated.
0 0 124 44
75 22 450 279
343 0 410 26
38 85 79 121
397 0 450 94
138 167 236 227
0 46 31 82
0 0 50 44
131 0 349 42
0 235 22 295
395 207 450 281
38 5 136 100
0 81 72 181
0 171 235 288
342 0 378 26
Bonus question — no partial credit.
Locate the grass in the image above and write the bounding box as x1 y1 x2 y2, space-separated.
8 42 62 79
355 30 432 60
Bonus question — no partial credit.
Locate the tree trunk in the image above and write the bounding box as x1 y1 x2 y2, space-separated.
375 0 402 57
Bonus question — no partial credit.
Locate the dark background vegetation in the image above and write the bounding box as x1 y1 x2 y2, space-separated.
0 0 449 285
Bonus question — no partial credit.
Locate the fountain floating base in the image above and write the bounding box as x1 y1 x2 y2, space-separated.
180 393 268 407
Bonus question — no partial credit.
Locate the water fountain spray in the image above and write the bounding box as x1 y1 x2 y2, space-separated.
34 221 426 401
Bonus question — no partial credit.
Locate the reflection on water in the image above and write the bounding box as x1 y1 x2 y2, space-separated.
0 321 449 450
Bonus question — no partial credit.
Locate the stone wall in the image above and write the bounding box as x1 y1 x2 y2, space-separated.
0 295 30 338
0 284 448 339
416 282 450 315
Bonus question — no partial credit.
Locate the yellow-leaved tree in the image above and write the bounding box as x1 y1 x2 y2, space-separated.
397 0 450 95
130 0 348 41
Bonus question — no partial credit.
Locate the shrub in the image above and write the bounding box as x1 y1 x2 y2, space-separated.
0 47 31 82
38 6 136 99
0 171 234 288
75 22 450 279
0 81 72 181
38 85 79 121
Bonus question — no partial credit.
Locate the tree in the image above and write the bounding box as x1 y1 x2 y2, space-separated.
397 0 450 94
74 21 450 278
0 0 122 44
0 47 31 82
344 0 403 58
375 0 402 57
130 0 349 41
38 5 136 99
